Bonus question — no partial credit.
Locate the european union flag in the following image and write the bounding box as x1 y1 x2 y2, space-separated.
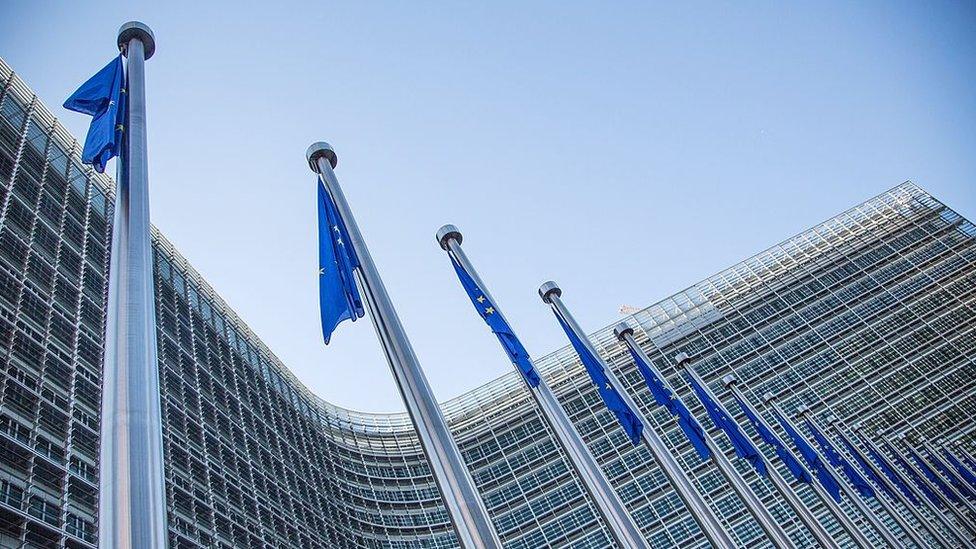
686 375 766 476
732 394 810 483
449 256 540 387
926 450 975 501
837 435 893 499
626 346 710 460
553 313 643 445
773 409 841 502
317 181 363 344
944 448 976 492
963 453 976 480
63 55 126 173
885 442 941 507
805 420 874 498
862 439 919 506
908 449 958 503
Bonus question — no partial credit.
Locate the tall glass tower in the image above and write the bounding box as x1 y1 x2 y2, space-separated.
0 57 973 548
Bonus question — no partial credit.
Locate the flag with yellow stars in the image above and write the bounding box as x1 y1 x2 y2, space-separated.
450 256 540 387
552 312 643 446
628 345 711 461
687 374 767 476
63 54 127 173
317 181 363 344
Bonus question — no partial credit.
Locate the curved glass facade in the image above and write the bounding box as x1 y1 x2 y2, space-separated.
0 56 973 548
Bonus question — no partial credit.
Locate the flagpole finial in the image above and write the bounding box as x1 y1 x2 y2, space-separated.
436 224 462 250
613 323 633 340
306 141 338 171
538 281 561 303
721 374 737 387
762 392 775 403
796 404 811 416
673 352 691 366
825 414 838 424
117 21 156 59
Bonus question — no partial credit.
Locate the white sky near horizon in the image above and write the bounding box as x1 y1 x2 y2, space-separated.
1 1 973 413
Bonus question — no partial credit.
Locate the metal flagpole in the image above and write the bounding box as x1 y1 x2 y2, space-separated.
761 396 876 549
886 434 976 538
674 356 794 549
954 443 976 475
855 427 973 548
307 145 501 549
614 328 811 547
911 438 976 524
951 442 976 493
768 399 883 548
437 228 649 548
538 283 735 548
99 22 168 549
796 408 905 549
824 417 933 549
836 425 959 549
718 375 839 549
921 439 976 518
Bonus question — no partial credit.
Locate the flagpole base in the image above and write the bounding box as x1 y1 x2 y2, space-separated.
306 141 338 171
436 224 462 250
118 21 156 59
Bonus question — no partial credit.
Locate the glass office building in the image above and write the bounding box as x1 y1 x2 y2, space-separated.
0 56 974 548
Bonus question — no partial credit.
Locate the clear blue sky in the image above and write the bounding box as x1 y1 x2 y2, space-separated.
2 2 973 412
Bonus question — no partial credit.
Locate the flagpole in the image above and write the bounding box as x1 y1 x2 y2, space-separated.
855 427 972 547
538 284 735 548
307 144 501 549
954 443 976 474
768 399 883 548
906 436 976 525
98 22 168 549
921 439 976 517
437 228 649 548
832 424 958 549
718 376 839 549
759 395 876 549
951 443 976 488
673 356 794 549
796 408 905 548
887 434 976 538
823 417 932 549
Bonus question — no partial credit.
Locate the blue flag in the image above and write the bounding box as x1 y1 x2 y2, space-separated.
553 313 643 446
862 439 919 506
927 450 975 501
317 182 363 344
885 442 941 507
449 256 540 387
908 449 958 503
63 55 127 173
626 346 709 460
963 453 976 480
732 395 810 483
805 420 874 498
773 409 842 502
837 435 894 499
686 375 766 476
944 448 976 492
